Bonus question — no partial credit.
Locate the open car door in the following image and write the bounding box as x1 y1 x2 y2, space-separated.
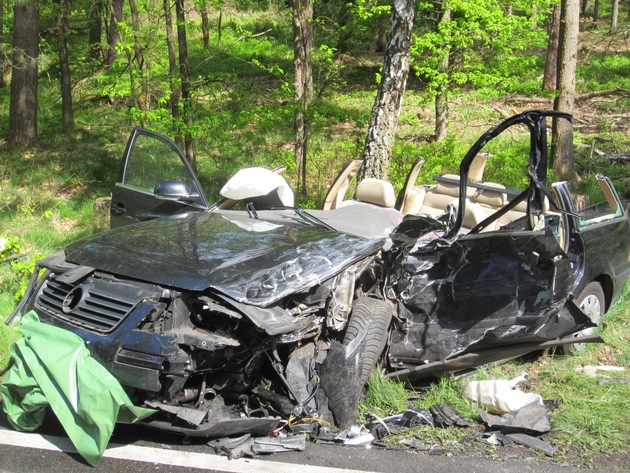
110 129 209 228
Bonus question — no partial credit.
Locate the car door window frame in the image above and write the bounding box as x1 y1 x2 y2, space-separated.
117 128 208 208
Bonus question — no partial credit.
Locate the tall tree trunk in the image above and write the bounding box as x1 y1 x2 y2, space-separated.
435 7 451 141
292 0 313 197
9 1 39 146
611 0 619 31
551 0 579 185
359 0 415 181
217 9 222 48
129 0 144 68
55 0 74 133
198 0 210 50
375 20 386 52
176 0 195 166
593 0 599 20
107 0 123 66
543 3 561 90
164 0 182 148
0 0 5 88
129 0 148 113
88 1 103 60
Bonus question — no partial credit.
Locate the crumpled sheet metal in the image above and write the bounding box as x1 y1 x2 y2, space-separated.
209 433 306 459
477 398 561 435
387 221 591 364
0 311 155 467
65 210 384 307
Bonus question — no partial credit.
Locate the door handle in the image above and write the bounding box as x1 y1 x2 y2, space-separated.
112 203 126 216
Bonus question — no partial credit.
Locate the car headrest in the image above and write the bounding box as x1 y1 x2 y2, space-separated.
356 178 396 208
475 183 508 206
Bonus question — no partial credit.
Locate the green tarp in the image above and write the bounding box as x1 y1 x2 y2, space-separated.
0 311 155 466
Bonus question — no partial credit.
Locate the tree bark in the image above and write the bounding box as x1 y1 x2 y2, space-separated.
0 0 5 88
435 6 451 141
129 0 144 68
9 1 39 146
107 0 123 66
292 0 313 198
543 3 561 90
375 20 386 52
129 0 148 113
217 9 222 48
55 0 74 133
551 0 579 185
164 0 182 148
610 0 619 31
360 0 415 181
198 0 210 50
88 0 103 60
175 0 196 166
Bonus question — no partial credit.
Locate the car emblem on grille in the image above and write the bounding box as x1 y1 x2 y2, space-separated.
62 286 84 314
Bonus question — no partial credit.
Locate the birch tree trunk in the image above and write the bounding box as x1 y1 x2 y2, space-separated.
359 0 415 181
551 0 579 185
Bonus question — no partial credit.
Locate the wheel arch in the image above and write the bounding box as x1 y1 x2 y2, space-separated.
590 274 614 313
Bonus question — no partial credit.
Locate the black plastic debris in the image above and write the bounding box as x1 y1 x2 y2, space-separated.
478 398 562 435
398 435 430 451
505 433 554 457
430 403 470 427
365 406 433 439
209 434 306 459
477 397 562 456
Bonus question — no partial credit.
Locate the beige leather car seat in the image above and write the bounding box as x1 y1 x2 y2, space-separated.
339 178 403 228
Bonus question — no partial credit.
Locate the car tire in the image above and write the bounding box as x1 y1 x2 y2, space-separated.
562 281 606 354
577 281 606 324
343 297 393 386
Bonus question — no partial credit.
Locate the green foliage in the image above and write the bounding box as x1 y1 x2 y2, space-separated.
412 0 549 97
578 53 630 92
0 235 41 300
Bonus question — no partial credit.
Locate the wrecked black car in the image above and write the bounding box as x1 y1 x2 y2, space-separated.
7 110 630 436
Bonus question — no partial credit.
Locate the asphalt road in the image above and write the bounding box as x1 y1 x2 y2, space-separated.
0 413 624 473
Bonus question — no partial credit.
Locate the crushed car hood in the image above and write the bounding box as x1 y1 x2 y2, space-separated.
64 211 384 306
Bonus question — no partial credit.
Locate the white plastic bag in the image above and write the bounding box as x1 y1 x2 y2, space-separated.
463 371 543 414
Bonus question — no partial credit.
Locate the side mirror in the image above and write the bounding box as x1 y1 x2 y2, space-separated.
154 179 199 202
